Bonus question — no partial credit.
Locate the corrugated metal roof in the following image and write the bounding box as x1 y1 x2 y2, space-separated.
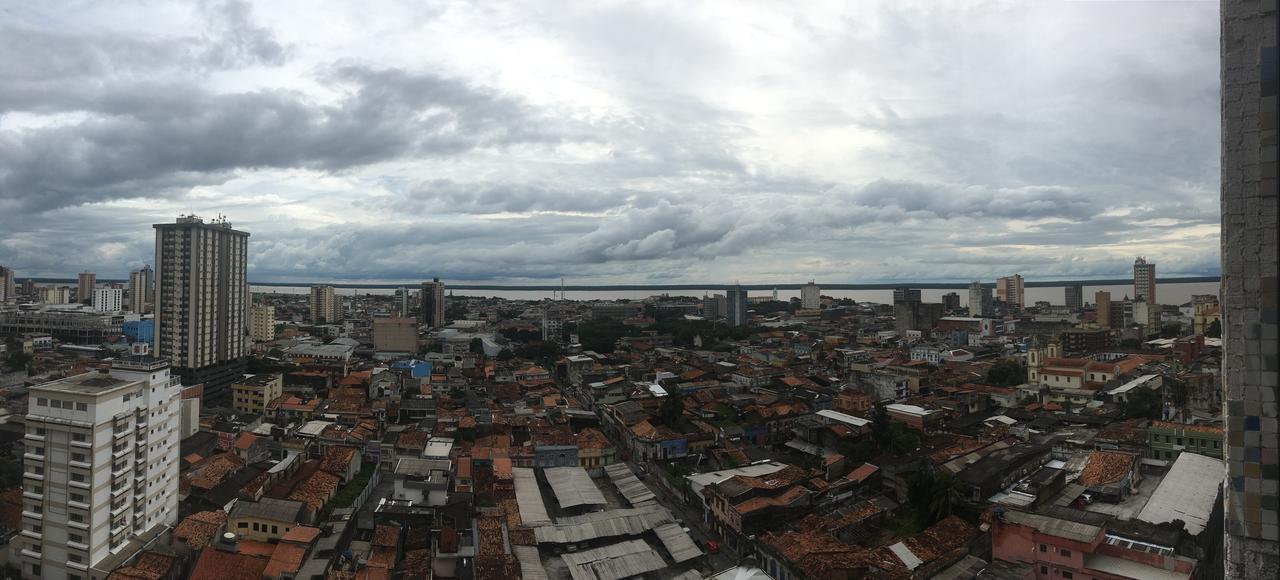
1000 509 1101 543
545 466 607 508
512 545 549 580
513 467 551 526
603 463 657 507
653 523 702 563
534 507 673 544
562 539 668 580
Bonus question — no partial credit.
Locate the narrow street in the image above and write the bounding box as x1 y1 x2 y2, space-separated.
627 459 746 574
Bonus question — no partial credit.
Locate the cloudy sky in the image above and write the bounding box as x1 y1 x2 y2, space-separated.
0 0 1220 285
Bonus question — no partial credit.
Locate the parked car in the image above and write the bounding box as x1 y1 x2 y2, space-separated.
705 540 720 554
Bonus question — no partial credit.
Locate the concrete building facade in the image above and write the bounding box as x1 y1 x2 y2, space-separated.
309 285 340 324
154 215 250 403
800 282 821 310
1064 285 1083 310
127 270 148 313
92 288 122 313
727 286 749 327
373 317 418 353
250 304 275 343
1095 291 1112 328
19 357 181 580
1220 0 1280 575
996 274 1025 309
231 374 283 415
421 278 446 329
77 272 96 304
1133 257 1156 304
968 281 992 317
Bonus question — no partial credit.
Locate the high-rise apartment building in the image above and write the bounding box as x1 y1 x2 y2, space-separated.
1221 1 1279 574
967 281 992 317
1133 257 1156 304
0 265 15 301
726 286 749 327
1094 291 1112 328
892 287 921 304
1064 285 1083 309
421 278 446 329
309 285 340 324
704 294 727 319
250 304 276 342
996 274 1025 309
800 281 821 310
92 288 122 312
138 265 154 304
154 215 250 403
128 270 148 313
77 271 96 304
395 286 410 317
941 292 961 311
38 286 73 305
19 356 180 580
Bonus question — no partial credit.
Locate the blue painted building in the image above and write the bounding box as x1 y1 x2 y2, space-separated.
122 318 154 345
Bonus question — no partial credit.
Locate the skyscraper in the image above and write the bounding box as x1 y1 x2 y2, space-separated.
421 278 446 328
892 287 921 304
128 269 149 312
139 264 154 304
941 292 961 311
968 281 992 317
154 215 250 402
801 281 821 309
726 286 749 327
1221 1 1279 574
1133 257 1156 304
1094 291 1112 328
0 265 14 301
1064 284 1083 309
309 285 341 324
996 274 1025 309
19 357 180 580
396 286 409 317
77 271 96 304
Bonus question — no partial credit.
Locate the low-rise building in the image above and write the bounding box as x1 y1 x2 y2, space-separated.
231 374 283 415
1147 421 1223 461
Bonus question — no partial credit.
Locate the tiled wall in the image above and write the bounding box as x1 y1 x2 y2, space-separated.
1221 0 1280 576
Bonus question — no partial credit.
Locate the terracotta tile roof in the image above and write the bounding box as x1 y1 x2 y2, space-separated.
174 510 228 549
1078 450 1138 487
282 525 321 544
0 489 22 532
762 530 866 577
319 446 357 477
263 542 308 578
287 470 341 511
107 551 179 580
186 452 247 491
849 463 880 484
574 427 612 450
1150 420 1223 435
232 432 258 450
237 539 278 558
189 547 269 580
372 524 401 548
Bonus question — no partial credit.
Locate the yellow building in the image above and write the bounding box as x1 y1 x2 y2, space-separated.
232 373 283 415
251 304 276 342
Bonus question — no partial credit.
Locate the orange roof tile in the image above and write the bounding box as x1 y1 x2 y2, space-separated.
189 547 269 580
1078 450 1138 487
282 525 321 544
174 510 228 549
264 542 308 577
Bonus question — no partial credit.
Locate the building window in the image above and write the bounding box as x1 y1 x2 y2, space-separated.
71 453 86 463
238 522 248 528
1039 544 1047 552
30 565 40 576
272 525 278 534
1061 549 1071 557
1176 438 1183 446
76 402 87 411
70 513 84 523
70 533 83 543
70 493 85 503
35 398 46 406
72 433 86 442
71 473 85 482
1062 573 1072 579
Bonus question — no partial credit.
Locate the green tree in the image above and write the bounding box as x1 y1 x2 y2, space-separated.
986 359 1027 387
514 340 561 362
1205 319 1221 338
906 467 963 528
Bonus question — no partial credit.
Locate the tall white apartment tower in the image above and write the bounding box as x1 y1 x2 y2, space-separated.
154 215 249 403
1133 257 1156 304
800 281 821 310
93 288 123 313
309 285 340 324
18 357 181 580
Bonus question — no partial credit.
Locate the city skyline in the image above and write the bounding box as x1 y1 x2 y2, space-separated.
0 1 1221 284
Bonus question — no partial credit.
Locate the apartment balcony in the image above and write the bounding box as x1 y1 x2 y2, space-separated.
69 459 91 469
67 540 88 551
68 499 90 510
69 479 90 490
110 502 128 517
22 452 44 462
67 561 88 572
70 439 92 449
111 485 127 498
68 519 89 531
22 491 42 501
19 548 41 561
23 433 44 443
23 471 43 482
113 429 131 441
19 529 41 540
112 446 132 459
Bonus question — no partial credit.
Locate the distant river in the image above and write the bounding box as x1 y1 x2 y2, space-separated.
252 281 1220 306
